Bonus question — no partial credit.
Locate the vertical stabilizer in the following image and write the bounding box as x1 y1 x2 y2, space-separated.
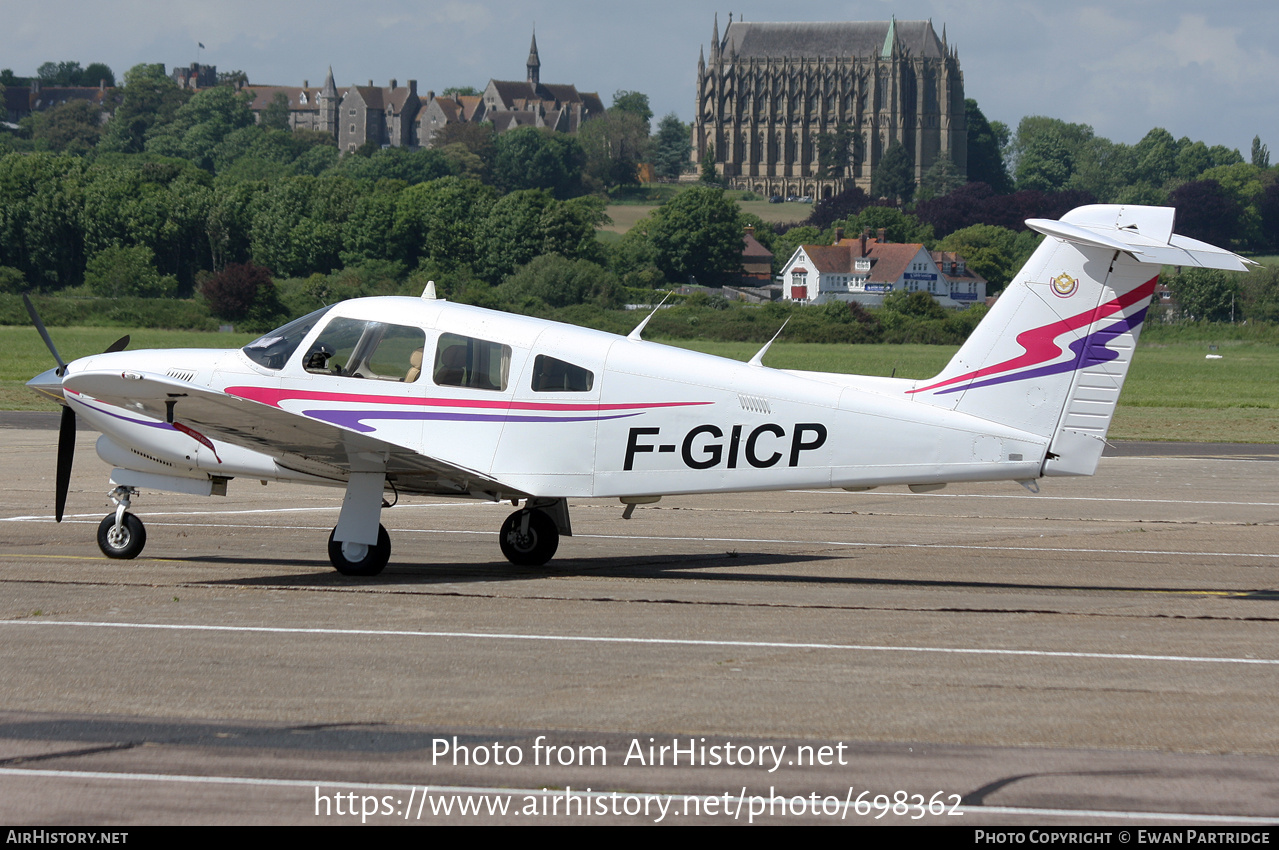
907 205 1253 477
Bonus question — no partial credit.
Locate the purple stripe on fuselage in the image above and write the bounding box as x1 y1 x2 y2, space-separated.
931 308 1147 396
304 409 644 433
71 395 174 430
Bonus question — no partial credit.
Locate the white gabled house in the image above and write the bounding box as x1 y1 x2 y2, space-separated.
780 229 987 308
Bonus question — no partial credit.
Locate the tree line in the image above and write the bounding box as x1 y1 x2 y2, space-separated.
2 61 1276 336
0 62 704 324
755 100 1279 326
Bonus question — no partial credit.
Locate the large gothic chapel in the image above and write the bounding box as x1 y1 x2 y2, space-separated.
694 16 966 199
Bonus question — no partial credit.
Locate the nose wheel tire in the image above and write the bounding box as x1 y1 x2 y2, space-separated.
499 509 559 567
97 513 146 560
328 524 391 576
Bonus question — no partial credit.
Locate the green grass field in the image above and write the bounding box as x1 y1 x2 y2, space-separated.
1245 254 1279 266
601 184 813 235
0 327 257 410
4 327 1275 443
601 199 811 234
600 204 655 234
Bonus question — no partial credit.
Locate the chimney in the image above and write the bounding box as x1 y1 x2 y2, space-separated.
368 79 373 87
304 80 309 89
877 227 887 243
408 79 417 95
859 231 867 257
390 78 397 89
833 227 843 243
745 225 755 237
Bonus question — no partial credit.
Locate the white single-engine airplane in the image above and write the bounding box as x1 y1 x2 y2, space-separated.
26 205 1252 575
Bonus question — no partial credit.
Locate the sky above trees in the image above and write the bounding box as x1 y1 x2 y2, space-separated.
2 0 1275 154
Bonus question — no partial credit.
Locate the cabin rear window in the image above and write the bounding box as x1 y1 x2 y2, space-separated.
433 333 511 391
302 318 426 382
531 355 593 392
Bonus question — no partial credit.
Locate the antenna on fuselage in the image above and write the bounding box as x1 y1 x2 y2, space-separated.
421 280 439 300
627 291 672 341
748 317 789 367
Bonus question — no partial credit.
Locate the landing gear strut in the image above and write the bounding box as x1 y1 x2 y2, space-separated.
499 508 559 567
97 485 146 559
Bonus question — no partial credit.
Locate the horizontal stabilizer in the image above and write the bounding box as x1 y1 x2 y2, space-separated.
1027 205 1256 272
1023 218 1133 253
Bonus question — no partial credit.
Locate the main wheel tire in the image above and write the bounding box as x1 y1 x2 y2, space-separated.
499 509 559 567
97 513 146 560
327 524 391 576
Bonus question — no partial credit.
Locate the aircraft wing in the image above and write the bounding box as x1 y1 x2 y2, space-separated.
63 369 517 497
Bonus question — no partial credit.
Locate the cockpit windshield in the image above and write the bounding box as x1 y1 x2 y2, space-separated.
241 305 334 370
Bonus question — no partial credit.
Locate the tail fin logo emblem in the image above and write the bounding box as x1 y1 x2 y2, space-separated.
1051 273 1078 298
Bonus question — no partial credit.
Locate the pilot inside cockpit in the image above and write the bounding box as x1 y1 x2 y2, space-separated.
303 343 337 373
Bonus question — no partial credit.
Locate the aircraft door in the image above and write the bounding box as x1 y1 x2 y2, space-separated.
489 327 607 494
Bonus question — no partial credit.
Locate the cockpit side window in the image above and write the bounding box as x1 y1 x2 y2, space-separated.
433 332 511 391
242 306 334 370
531 355 594 392
302 317 426 382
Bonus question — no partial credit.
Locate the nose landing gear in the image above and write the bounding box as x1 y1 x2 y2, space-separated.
97 485 146 559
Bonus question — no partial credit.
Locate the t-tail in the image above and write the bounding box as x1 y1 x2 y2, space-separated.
908 205 1254 477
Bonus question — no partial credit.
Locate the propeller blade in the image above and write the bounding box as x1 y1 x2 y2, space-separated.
104 335 130 353
55 405 75 523
22 294 67 376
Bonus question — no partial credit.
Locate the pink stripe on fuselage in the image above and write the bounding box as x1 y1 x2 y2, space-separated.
226 385 711 413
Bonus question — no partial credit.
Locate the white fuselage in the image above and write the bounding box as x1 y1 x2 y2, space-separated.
62 297 1049 502
36 205 1255 569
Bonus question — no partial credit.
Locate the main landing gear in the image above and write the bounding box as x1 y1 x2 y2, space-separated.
321 474 569 574
327 524 391 577
498 498 569 567
322 504 564 574
499 508 559 567
97 485 146 559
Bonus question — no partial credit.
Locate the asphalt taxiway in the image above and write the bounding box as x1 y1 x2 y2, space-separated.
1 416 1276 825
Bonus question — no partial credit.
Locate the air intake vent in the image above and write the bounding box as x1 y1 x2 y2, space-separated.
131 448 174 467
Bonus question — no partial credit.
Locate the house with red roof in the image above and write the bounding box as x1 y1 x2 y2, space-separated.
740 226 774 283
780 228 985 308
